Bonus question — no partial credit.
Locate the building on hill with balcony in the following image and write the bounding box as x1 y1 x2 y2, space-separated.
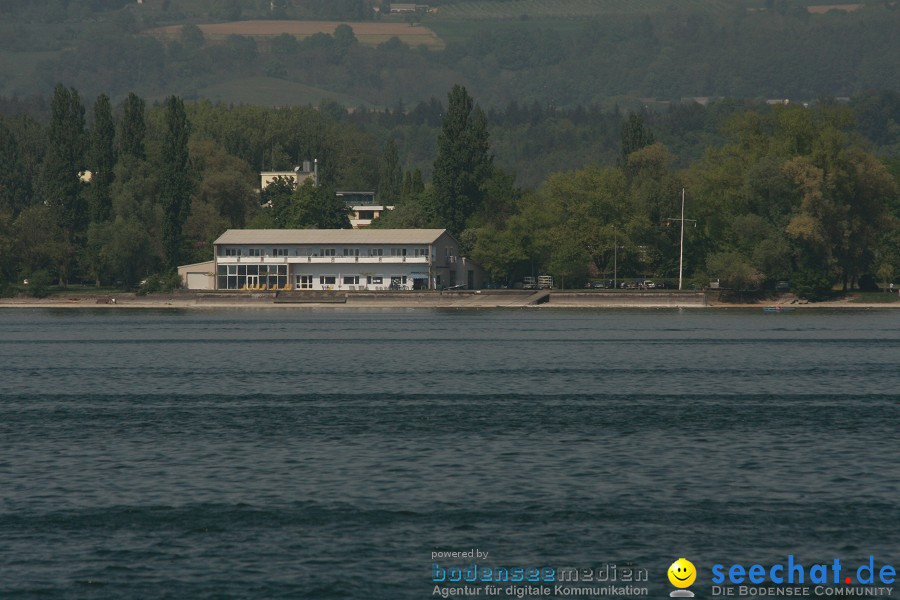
177 229 484 291
260 161 318 190
336 191 394 228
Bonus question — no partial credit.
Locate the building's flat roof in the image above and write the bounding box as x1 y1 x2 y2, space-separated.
214 229 449 245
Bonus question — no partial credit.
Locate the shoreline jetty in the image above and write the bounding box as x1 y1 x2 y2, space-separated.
1 289 897 309
3 289 704 309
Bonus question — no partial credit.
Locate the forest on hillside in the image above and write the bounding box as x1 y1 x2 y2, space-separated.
1 84 897 299
0 0 898 108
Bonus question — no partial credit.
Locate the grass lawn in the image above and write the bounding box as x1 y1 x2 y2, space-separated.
848 291 900 303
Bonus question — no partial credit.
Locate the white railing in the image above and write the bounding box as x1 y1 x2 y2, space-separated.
218 256 288 264
286 256 428 264
218 255 429 265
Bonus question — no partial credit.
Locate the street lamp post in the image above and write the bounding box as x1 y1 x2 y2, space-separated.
612 227 625 290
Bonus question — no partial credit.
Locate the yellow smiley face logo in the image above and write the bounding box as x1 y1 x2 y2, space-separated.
668 558 697 588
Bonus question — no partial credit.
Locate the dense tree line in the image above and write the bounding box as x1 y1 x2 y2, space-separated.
374 87 898 297
0 87 372 292
0 84 897 298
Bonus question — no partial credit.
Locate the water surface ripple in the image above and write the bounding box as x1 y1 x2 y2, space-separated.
1 309 898 598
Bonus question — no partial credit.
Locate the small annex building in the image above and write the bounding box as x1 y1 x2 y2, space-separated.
180 228 484 291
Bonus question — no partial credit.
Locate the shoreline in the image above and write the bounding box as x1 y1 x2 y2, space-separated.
1 290 898 310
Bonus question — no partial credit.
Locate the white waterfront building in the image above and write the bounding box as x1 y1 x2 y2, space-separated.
178 228 483 291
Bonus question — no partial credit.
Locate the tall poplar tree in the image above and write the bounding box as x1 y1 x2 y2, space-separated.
119 92 146 161
159 95 192 270
0 118 28 215
41 84 86 286
378 137 402 205
88 94 116 223
432 84 493 236
620 113 655 166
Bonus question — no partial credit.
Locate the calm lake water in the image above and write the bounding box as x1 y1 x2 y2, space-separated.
1 308 898 599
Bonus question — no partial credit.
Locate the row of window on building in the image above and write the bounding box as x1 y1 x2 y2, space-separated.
215 265 424 290
220 247 430 258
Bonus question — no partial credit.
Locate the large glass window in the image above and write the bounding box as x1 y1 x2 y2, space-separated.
321 248 336 257
343 248 359 257
343 276 359 285
260 264 287 289
217 263 287 289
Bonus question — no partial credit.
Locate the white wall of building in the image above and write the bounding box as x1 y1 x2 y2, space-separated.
189 229 486 292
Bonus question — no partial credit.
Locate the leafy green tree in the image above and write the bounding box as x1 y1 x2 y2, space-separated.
14 204 64 279
264 176 299 229
284 180 350 229
102 217 157 288
706 251 764 291
432 84 494 236
620 112 655 167
271 33 299 56
333 24 358 60
159 95 193 269
189 138 257 228
470 224 526 284
546 227 590 289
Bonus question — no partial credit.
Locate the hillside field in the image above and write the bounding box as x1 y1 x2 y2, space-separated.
147 20 445 49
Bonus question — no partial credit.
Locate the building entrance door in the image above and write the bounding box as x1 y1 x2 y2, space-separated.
246 275 259 289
